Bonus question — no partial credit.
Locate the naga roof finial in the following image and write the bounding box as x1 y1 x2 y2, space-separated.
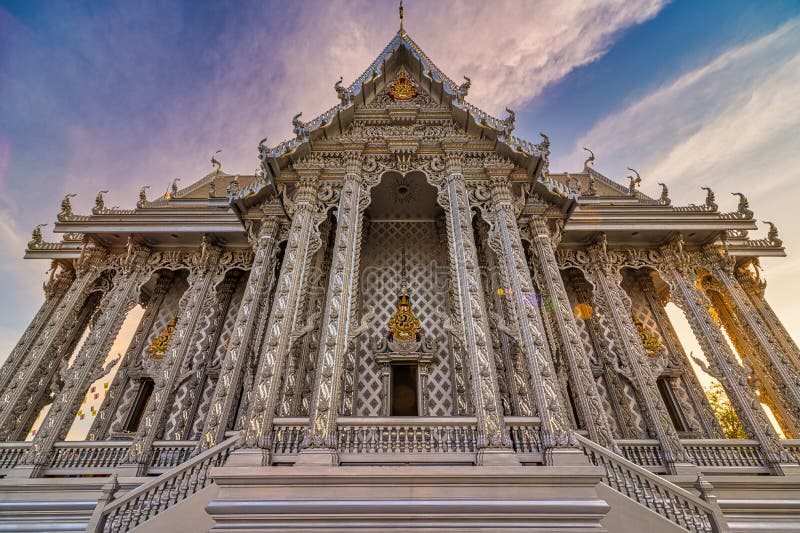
211 149 223 173
732 192 753 218
582 147 595 170
658 182 671 206
58 193 77 221
29 223 47 247
93 190 109 214
701 186 717 211
137 185 150 208
626 167 641 196
763 221 782 247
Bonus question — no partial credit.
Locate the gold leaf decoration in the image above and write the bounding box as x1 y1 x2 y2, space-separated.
388 293 421 341
632 314 661 357
387 66 417 101
148 315 177 359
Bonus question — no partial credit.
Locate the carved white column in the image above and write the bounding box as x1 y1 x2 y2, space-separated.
13 247 149 476
477 171 574 462
240 172 325 461
736 264 800 371
0 252 108 441
580 240 690 473
421 150 513 464
525 217 616 450
125 239 223 470
301 152 375 465
199 216 282 451
703 249 800 430
87 270 174 440
657 244 792 473
0 265 73 403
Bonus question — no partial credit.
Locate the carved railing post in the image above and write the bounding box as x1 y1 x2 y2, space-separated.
198 216 282 451
124 238 223 473
0 252 108 441
657 243 793 475
578 240 690 474
300 151 375 465
420 149 514 465
239 171 325 464
11 247 150 478
525 217 616 451
703 249 800 434
87 271 174 441
736 264 800 371
0 265 73 405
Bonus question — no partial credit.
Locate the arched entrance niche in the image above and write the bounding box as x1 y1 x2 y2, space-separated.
345 170 464 417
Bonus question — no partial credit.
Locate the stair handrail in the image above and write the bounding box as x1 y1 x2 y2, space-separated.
93 433 240 533
575 434 728 533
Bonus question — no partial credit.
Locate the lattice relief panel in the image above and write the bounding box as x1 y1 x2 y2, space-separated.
355 221 453 416
107 277 186 434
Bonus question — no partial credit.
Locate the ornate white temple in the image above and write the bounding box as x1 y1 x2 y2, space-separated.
1 15 799 533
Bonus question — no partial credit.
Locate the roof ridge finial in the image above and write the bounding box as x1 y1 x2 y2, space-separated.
399 0 405 35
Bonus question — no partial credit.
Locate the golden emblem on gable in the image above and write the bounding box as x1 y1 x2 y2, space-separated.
148 315 177 359
388 293 421 341
632 314 661 357
388 66 418 100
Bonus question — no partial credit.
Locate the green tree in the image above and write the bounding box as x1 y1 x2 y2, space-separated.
705 381 747 439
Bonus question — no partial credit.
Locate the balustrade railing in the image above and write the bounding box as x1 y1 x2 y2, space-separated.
337 417 478 461
271 417 308 458
784 440 800 464
96 434 239 533
616 439 666 471
505 416 542 461
682 440 767 471
0 442 31 475
148 440 197 472
48 441 132 473
577 435 724 533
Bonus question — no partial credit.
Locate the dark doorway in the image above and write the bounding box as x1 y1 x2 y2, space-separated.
124 378 154 432
391 364 418 416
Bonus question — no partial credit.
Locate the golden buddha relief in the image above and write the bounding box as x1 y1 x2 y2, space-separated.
388 66 417 100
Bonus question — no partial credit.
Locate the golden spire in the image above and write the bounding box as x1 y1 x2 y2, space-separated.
399 0 405 35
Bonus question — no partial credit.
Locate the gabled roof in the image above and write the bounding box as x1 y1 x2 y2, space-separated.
255 30 548 186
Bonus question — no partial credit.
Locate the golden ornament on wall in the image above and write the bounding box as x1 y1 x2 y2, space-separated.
632 314 661 357
388 66 417 101
388 293 421 341
148 315 177 359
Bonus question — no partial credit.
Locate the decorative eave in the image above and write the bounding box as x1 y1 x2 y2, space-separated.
247 31 548 200
561 202 758 249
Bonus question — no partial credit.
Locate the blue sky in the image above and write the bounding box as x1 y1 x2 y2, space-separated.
1 0 800 361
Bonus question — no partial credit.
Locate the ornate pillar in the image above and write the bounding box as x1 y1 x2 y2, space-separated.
13 247 149 477
0 252 108 441
658 242 792 474
0 265 73 403
301 152 376 465
525 217 616 449
239 172 325 463
476 170 574 464
565 270 637 439
420 150 513 465
736 263 800 371
199 216 282 451
703 249 800 433
125 238 223 472
87 270 174 440
579 239 690 474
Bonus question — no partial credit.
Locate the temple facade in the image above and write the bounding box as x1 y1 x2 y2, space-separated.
1 24 800 533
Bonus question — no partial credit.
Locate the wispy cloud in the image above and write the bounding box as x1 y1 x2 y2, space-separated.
0 0 664 353
565 18 800 335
